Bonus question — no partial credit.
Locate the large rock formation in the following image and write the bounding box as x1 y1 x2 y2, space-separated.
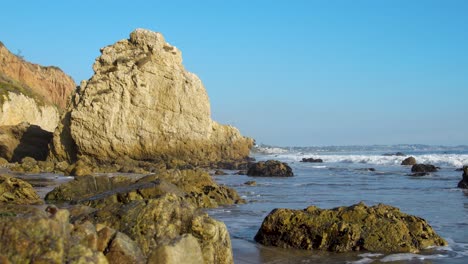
50 29 252 165
0 42 75 110
255 202 447 253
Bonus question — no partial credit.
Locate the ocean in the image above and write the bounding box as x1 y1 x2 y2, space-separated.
208 145 468 264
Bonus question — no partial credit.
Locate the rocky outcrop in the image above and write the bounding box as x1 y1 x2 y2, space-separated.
255 202 447 253
77 194 233 264
401 156 417 166
0 206 107 263
49 28 252 165
45 169 244 208
0 174 42 204
0 122 52 162
457 166 468 189
0 42 75 110
247 160 294 177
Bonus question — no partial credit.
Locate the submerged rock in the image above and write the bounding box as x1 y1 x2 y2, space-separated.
401 156 417 166
457 166 468 189
0 174 42 204
301 157 323 163
382 152 406 156
247 160 294 177
255 202 446 253
49 28 252 165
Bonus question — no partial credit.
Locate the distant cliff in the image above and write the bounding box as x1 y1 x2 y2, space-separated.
50 29 253 164
0 42 75 132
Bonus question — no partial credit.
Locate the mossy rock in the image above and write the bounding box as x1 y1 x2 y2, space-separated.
255 202 447 253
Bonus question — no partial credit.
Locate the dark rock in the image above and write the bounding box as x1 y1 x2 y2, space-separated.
301 157 323 163
411 164 437 173
382 152 406 156
457 166 468 189
401 156 417 166
244 181 257 186
234 170 247 175
0 122 52 162
213 170 227 175
247 160 293 177
254 202 447 253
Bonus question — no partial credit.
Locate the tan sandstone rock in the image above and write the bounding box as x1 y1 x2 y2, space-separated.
49 28 252 165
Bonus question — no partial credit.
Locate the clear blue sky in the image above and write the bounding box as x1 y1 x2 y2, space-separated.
2 0 467 146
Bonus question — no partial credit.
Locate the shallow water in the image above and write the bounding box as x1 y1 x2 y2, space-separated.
208 145 468 263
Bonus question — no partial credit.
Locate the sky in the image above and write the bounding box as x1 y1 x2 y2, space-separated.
1 0 467 146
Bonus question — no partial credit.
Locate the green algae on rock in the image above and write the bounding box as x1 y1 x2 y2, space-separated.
0 174 42 204
254 202 447 253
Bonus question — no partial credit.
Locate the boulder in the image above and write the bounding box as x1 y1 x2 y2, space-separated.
213 169 227 175
255 202 447 253
148 234 204 264
401 156 417 166
301 157 323 163
49 28 252 166
457 166 468 189
0 174 42 204
244 180 257 186
247 160 294 177
0 122 52 162
411 164 437 176
0 206 107 264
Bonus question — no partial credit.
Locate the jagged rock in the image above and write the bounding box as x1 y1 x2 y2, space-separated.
0 42 75 110
0 206 107 264
0 174 42 204
247 160 294 177
401 156 417 166
49 28 252 166
411 164 437 176
0 122 52 162
81 194 233 264
457 166 468 189
301 157 323 163
148 234 204 264
38 160 55 172
255 202 447 253
103 231 145 264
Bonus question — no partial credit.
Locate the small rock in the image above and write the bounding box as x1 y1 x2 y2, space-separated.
401 156 417 166
382 152 405 156
38 161 55 173
457 166 468 189
234 170 247 175
0 157 9 166
244 181 257 186
247 160 294 177
104 232 145 264
411 164 437 173
54 161 70 172
213 170 227 175
301 158 323 163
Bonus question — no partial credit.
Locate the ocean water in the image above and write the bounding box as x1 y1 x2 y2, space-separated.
207 145 468 264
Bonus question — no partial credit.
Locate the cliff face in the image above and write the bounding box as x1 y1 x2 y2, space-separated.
50 29 252 164
0 42 76 110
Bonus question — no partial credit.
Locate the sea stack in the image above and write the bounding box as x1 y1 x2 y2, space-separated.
49 29 253 165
